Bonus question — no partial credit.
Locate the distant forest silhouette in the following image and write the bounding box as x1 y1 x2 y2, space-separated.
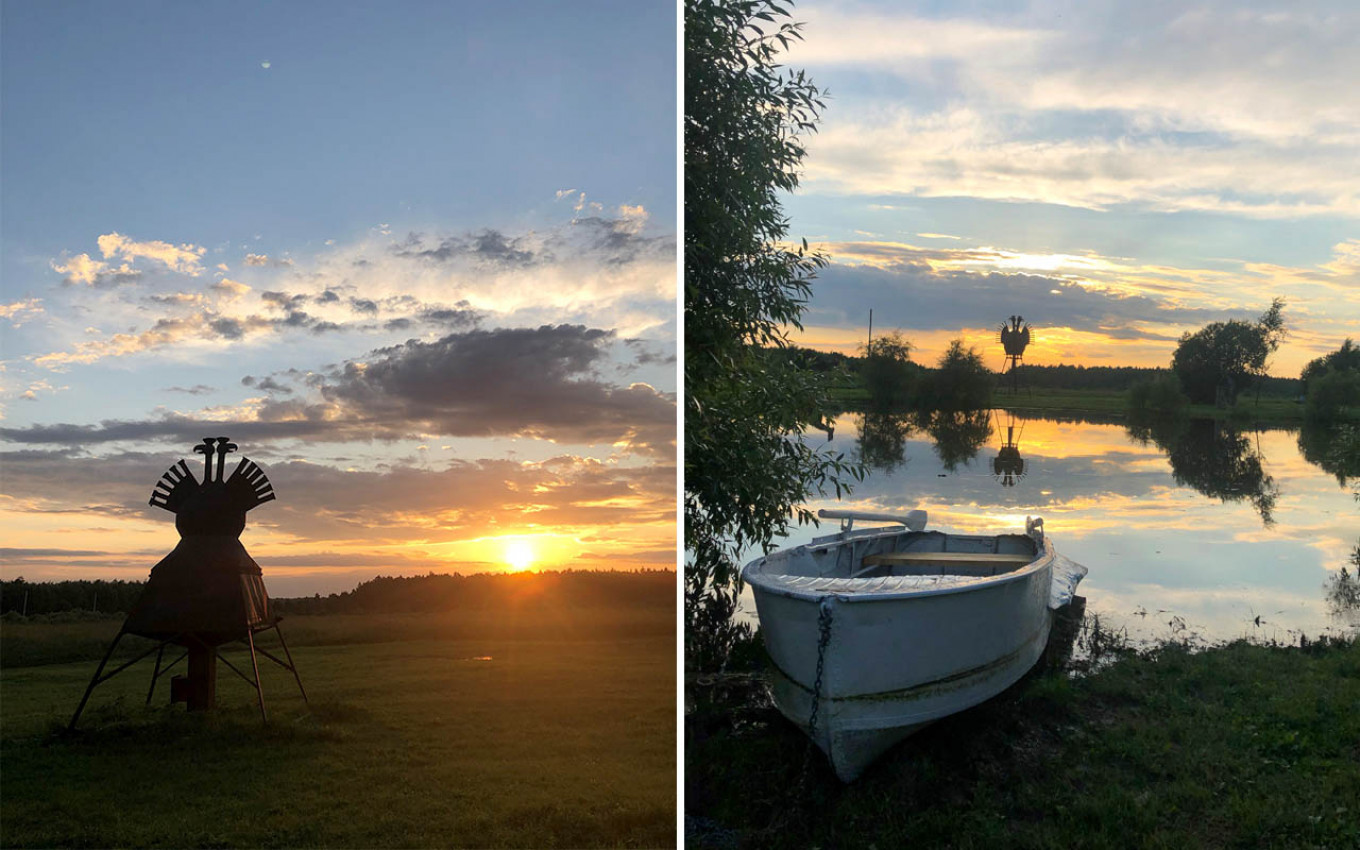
0 569 675 619
774 346 1305 394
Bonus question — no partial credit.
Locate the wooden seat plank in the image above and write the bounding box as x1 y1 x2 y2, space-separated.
862 551 1034 569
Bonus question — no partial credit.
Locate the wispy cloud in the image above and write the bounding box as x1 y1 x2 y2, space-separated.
792 1 1360 217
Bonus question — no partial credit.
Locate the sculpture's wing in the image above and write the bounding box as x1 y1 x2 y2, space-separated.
149 460 199 513
1020 327 1031 347
225 457 276 511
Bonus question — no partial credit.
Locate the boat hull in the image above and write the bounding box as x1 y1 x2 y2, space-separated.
747 532 1062 782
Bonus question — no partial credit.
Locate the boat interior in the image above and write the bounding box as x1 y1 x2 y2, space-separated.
794 530 1039 581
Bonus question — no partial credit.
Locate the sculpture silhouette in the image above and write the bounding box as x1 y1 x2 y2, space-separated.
997 315 1032 394
70 438 305 729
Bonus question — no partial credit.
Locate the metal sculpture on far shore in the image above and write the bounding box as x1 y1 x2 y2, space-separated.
997 315 1033 393
70 437 306 729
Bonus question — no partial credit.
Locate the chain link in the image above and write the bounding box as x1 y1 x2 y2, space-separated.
807 597 833 740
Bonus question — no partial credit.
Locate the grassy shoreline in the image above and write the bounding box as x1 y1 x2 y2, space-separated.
686 633 1360 849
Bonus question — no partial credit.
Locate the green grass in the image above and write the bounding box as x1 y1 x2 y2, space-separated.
687 638 1360 849
1 612 675 848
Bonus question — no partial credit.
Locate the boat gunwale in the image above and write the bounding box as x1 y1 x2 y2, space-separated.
742 527 1055 604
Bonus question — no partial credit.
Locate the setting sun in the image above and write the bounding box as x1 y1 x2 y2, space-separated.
504 540 536 572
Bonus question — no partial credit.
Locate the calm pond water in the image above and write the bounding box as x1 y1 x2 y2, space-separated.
738 410 1360 646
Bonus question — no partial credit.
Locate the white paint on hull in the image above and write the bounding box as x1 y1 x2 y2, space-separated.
744 521 1085 782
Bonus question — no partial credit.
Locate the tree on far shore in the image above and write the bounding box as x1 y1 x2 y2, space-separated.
1171 298 1286 407
860 331 916 408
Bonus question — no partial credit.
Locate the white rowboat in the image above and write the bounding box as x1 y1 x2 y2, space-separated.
742 508 1087 782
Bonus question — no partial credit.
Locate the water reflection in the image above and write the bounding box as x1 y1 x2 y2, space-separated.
1297 421 1360 489
738 412 1360 647
1324 545 1360 629
1127 416 1279 526
855 411 912 472
919 409 992 472
992 412 1027 487
855 408 996 474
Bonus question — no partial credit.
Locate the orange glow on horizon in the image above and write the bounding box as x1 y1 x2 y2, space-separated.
793 323 1320 375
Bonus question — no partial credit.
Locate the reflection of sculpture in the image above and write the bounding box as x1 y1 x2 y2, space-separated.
991 412 1026 487
71 438 306 729
997 315 1032 393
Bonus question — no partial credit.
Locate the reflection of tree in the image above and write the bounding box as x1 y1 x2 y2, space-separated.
855 410 914 473
1125 411 1189 448
917 409 992 472
1297 422 1360 490
1129 417 1279 526
1323 543 1360 628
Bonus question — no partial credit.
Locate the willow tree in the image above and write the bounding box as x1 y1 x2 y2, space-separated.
685 0 855 671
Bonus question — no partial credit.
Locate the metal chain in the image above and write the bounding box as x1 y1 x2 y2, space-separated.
807 597 833 740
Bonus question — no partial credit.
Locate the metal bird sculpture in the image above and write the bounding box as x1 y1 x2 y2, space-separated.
71 438 304 729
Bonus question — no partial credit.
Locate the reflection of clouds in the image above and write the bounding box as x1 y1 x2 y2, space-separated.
778 414 1358 643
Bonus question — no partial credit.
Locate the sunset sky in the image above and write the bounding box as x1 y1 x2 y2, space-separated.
780 0 1359 375
0 1 677 593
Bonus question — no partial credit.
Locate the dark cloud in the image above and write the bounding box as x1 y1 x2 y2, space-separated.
349 297 379 315
317 324 674 452
164 384 216 395
417 306 479 327
2 326 675 454
316 290 341 304
624 339 678 366
210 317 246 339
61 269 143 289
241 376 293 395
392 229 538 267
804 261 1235 340
0 449 674 547
563 217 674 266
261 290 309 309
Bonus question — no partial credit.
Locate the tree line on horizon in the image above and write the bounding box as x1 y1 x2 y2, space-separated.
0 569 675 618
771 340 1307 396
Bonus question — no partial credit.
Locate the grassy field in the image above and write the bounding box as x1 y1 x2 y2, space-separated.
1 610 675 848
687 636 1360 849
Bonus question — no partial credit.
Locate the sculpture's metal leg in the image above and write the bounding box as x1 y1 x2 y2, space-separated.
246 628 267 723
145 642 165 705
273 623 308 703
69 628 126 731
